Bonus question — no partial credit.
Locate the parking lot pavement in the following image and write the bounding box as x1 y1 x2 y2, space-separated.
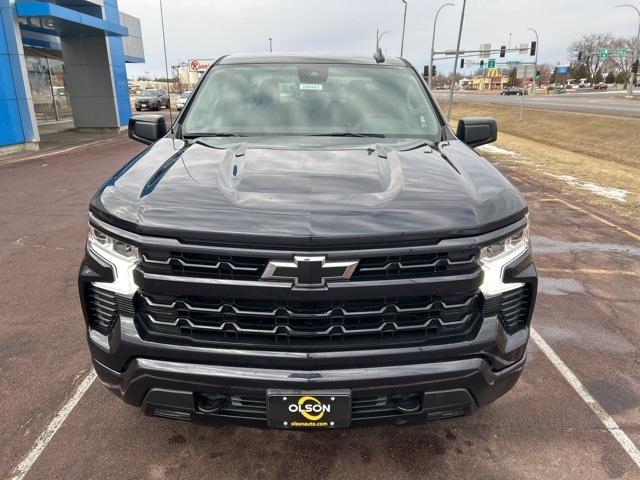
2 137 640 479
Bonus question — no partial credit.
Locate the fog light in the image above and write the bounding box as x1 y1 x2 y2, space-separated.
390 394 422 414
195 394 227 414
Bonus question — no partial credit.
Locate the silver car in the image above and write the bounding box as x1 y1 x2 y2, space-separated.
176 90 192 110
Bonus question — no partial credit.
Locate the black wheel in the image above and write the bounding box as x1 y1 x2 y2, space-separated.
153 103 160 111
135 107 141 112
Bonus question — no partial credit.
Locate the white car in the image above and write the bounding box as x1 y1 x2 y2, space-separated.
176 90 192 110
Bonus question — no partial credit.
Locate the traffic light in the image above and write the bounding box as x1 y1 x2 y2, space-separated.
530 41 537 56
460 58 464 68
480 60 485 68
633 59 640 73
430 64 437 77
577 51 583 61
500 46 506 58
423 65 428 77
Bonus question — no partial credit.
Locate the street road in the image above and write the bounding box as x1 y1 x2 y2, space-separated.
434 90 640 117
1 127 640 479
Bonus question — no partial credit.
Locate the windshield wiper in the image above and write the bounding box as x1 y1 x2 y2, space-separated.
182 132 247 139
312 132 387 138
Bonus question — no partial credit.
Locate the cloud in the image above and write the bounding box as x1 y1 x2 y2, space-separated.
119 0 634 77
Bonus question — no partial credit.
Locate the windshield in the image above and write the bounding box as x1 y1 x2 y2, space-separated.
141 89 157 96
181 64 442 139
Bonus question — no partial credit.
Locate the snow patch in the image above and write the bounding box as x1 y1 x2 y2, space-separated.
476 144 521 157
545 173 629 202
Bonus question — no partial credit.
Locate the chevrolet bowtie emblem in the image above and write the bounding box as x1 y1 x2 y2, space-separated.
261 256 359 288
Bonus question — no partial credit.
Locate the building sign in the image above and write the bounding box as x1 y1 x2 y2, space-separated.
188 59 215 72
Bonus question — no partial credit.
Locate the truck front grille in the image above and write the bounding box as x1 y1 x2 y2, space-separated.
138 249 477 282
135 291 481 350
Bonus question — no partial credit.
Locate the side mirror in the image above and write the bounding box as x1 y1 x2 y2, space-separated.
128 114 167 145
456 117 497 148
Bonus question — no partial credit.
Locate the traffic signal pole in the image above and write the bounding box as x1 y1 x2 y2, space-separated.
447 0 466 122
528 27 538 95
615 4 639 96
429 3 454 88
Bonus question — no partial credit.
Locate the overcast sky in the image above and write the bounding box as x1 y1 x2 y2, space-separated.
119 0 636 78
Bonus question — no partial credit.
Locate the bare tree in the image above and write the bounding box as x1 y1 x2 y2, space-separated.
610 36 640 87
567 33 615 81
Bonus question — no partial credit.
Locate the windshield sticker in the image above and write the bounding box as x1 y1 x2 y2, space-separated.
299 83 323 91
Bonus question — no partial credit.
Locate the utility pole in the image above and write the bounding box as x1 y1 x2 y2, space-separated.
529 27 539 95
400 0 408 57
615 4 639 95
429 2 455 88
269 37 273 53
446 0 466 122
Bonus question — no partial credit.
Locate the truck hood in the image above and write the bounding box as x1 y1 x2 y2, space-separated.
92 138 527 247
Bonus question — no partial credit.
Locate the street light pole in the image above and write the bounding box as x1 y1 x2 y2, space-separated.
446 0 467 122
529 27 539 95
429 2 455 88
269 37 273 53
615 4 640 96
400 0 408 57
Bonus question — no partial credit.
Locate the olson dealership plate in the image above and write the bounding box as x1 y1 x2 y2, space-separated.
267 390 351 429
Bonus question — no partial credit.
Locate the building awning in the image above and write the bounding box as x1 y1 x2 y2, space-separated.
15 1 128 37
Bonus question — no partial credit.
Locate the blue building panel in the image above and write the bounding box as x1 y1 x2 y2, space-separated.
0 54 14 100
1 0 143 148
0 99 26 145
15 2 128 36
104 0 131 126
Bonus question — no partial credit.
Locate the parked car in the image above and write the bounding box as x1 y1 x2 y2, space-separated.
80 53 537 429
593 82 608 90
501 86 527 96
176 90 192 110
135 88 170 111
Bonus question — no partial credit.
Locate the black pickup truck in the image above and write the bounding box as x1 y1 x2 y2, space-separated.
79 53 537 429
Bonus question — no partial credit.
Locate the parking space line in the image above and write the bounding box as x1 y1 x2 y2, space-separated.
530 328 640 469
538 198 640 242
9 371 97 480
1 138 121 166
538 267 640 277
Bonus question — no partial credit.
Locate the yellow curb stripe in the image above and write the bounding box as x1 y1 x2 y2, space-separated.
539 268 640 277
538 198 640 242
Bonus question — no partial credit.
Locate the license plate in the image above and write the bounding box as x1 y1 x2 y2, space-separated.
267 390 351 429
141 103 147 107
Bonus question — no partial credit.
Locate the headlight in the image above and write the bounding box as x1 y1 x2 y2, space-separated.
479 223 529 296
480 224 528 264
88 226 138 259
87 225 138 296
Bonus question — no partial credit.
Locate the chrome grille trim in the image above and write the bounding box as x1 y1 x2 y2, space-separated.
142 255 260 272
140 293 475 318
358 256 476 272
146 313 474 335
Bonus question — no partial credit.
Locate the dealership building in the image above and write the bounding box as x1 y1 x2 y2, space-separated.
0 0 144 154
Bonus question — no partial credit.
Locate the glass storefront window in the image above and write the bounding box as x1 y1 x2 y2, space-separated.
25 52 73 124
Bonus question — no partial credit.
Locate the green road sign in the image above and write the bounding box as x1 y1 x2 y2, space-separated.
507 60 520 66
615 48 627 57
488 58 496 68
600 48 609 59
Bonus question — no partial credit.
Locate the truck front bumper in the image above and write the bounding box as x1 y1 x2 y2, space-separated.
93 339 526 427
